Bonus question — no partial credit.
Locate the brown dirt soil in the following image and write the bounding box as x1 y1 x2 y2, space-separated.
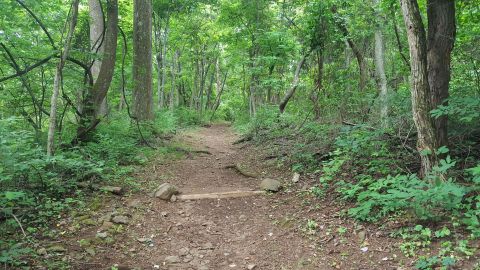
48 124 478 270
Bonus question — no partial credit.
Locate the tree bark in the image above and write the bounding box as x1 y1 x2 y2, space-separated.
399 0 446 177
74 0 118 143
133 0 154 120
279 51 310 113
47 0 79 155
89 0 108 116
373 0 389 126
427 0 456 149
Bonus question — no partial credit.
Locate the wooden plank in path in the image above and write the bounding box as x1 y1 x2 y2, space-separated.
176 190 264 200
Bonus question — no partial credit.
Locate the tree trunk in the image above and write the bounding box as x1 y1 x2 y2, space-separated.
160 16 170 109
89 0 108 116
399 0 439 177
373 0 388 127
332 6 368 91
279 51 310 113
74 0 118 143
169 49 177 109
310 50 324 119
427 0 455 149
47 0 79 155
133 0 154 120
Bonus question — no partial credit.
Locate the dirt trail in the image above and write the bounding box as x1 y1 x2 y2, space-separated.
77 124 322 270
69 124 414 270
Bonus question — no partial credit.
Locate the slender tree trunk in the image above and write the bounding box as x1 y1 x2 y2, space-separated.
214 57 221 109
211 70 228 120
190 57 199 108
374 0 389 127
89 0 108 116
169 49 177 109
160 16 170 109
333 6 368 91
279 51 310 113
310 50 324 119
47 0 79 155
133 0 154 120
176 50 182 107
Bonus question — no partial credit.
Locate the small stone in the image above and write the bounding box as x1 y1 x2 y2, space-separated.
137 237 150 243
200 242 214 250
80 218 96 226
360 247 368 252
292 172 300 183
100 186 124 195
85 247 96 256
357 230 366 243
183 254 194 262
178 247 190 256
165 255 180 264
160 211 168 217
170 195 177 202
153 183 179 200
100 221 114 231
260 178 282 192
111 215 129 225
96 232 108 239
37 247 47 256
126 199 141 208
47 245 67 253
247 264 257 270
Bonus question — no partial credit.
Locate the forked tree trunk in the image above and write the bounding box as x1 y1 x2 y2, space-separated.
47 0 79 155
133 0 154 120
399 0 455 178
74 0 118 144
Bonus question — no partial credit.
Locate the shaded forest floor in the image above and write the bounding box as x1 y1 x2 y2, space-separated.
39 124 476 269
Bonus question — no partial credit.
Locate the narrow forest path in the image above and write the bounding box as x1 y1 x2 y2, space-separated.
114 124 323 269
68 124 409 270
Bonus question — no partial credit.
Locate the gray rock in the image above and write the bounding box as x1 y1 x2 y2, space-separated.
260 178 282 192
111 215 129 225
292 172 300 183
358 230 366 243
47 245 67 253
165 255 180 264
178 247 190 256
153 183 179 200
96 232 108 239
170 195 177 202
247 264 257 270
100 186 124 195
37 247 47 256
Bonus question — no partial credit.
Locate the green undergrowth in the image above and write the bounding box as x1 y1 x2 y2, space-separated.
240 104 480 268
0 108 204 267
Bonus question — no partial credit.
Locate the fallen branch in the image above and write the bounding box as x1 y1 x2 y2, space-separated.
233 135 253 145
11 213 27 238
